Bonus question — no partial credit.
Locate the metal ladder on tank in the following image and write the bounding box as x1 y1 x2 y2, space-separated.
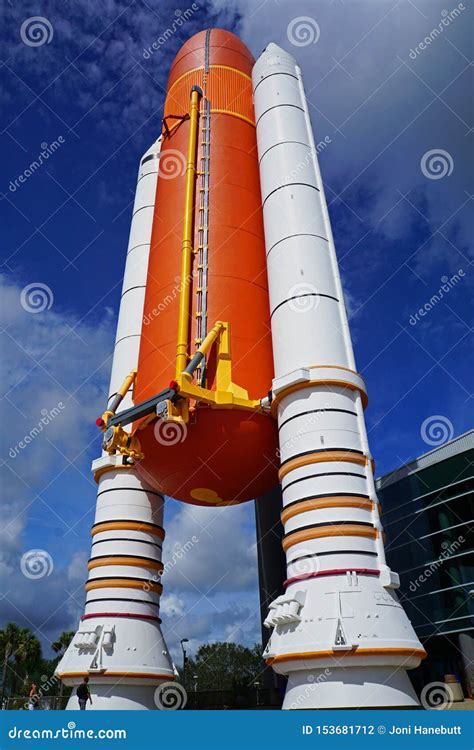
195 96 210 385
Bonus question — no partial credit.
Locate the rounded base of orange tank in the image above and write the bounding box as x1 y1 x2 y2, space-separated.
134 409 278 505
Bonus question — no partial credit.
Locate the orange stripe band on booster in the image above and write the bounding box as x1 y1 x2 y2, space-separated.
266 648 427 665
87 556 164 572
279 451 369 482
271 378 368 414
283 524 378 552
281 496 374 524
91 521 165 540
85 578 162 594
58 671 175 680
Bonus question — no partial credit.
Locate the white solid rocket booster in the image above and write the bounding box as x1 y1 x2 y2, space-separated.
56 140 175 710
252 44 426 709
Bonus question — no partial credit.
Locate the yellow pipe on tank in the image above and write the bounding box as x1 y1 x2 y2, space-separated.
175 86 202 378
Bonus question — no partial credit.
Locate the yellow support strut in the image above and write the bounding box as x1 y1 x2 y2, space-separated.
175 85 202 379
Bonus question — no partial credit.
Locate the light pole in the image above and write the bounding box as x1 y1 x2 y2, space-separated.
254 680 261 707
180 638 189 690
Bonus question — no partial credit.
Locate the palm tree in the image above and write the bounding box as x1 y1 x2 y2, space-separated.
11 629 42 698
51 631 74 708
0 623 23 702
51 631 74 657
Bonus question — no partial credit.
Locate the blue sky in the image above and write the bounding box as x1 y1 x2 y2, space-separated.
0 0 472 663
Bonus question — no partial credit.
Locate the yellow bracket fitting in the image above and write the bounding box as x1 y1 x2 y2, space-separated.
103 425 144 462
98 369 137 429
173 321 262 418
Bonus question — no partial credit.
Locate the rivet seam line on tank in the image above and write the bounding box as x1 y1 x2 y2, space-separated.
120 285 146 299
281 497 374 522
288 550 378 564
91 520 165 537
81 613 163 623
252 71 298 94
87 554 163 567
278 408 358 431
85 597 161 608
85 578 163 591
284 569 380 588
282 482 368 498
205 27 211 73
262 181 320 208
259 141 321 165
96 486 164 500
91 541 163 553
282 527 379 553
270 293 339 319
283 520 375 538
126 242 151 257
265 233 329 258
255 103 305 127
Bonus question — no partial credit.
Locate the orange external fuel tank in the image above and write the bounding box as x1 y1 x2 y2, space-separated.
133 29 278 505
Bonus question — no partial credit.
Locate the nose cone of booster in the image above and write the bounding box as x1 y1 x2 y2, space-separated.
253 42 298 83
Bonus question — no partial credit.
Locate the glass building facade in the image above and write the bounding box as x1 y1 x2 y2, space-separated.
376 430 474 698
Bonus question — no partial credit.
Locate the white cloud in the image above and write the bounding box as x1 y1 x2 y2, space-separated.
160 592 186 618
0 273 115 645
210 0 472 281
0 273 263 657
163 501 258 594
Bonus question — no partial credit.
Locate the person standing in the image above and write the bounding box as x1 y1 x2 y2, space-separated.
28 683 39 710
76 677 92 710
